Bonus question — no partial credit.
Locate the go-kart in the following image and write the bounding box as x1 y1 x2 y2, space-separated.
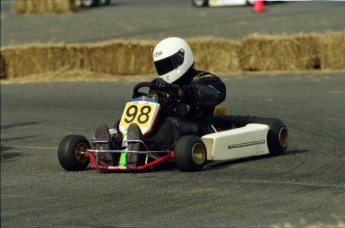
58 82 289 172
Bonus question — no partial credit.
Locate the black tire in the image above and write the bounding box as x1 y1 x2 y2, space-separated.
100 0 111 6
58 135 90 171
251 117 289 155
81 0 110 7
80 0 98 7
192 0 208 7
174 135 207 172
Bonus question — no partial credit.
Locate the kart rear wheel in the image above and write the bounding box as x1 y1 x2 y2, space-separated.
252 117 289 155
58 135 90 171
174 135 207 172
192 0 208 7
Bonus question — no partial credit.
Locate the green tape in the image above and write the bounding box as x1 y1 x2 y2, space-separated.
119 153 126 167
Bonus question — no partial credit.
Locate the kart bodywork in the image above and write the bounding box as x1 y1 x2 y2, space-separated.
58 83 288 172
192 0 256 7
191 0 283 7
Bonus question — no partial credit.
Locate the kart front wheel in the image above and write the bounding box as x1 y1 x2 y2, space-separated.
174 135 207 172
58 135 90 171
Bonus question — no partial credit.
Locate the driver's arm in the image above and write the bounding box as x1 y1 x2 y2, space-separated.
180 75 226 107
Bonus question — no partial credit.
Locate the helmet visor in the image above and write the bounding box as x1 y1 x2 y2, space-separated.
154 49 185 75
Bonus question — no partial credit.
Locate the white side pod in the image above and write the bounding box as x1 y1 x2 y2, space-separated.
209 0 248 7
202 124 270 161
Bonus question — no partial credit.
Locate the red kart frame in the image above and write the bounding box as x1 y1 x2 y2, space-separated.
85 151 174 171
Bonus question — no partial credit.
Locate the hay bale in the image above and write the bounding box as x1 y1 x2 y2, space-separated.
13 0 78 14
0 53 7 79
0 41 157 79
0 44 62 79
81 40 156 75
188 37 241 73
240 33 321 71
3 33 344 81
319 31 345 70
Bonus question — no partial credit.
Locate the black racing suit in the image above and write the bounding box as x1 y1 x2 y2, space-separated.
145 68 226 150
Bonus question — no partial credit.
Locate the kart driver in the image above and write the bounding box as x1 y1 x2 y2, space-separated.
95 37 226 166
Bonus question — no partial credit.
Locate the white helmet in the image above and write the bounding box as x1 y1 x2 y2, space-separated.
153 37 194 83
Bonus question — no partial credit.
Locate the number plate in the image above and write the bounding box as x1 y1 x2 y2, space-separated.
119 100 160 136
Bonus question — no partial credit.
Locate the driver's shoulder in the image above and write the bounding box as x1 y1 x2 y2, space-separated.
193 70 221 83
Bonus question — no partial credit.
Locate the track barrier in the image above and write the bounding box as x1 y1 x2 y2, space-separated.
0 32 344 80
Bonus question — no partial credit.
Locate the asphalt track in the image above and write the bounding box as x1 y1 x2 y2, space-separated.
1 73 345 227
1 1 345 227
1 0 345 45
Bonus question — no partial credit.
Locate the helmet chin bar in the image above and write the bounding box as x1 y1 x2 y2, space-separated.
162 74 171 83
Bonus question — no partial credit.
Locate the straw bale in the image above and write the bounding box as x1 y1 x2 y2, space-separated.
0 53 7 79
0 41 157 79
2 33 345 81
0 44 69 79
188 37 241 73
81 41 156 75
240 33 321 71
13 0 78 14
319 31 345 70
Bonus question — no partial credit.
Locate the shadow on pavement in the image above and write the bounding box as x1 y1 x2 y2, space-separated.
204 149 310 171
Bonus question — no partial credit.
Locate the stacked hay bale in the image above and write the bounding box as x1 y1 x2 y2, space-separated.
188 37 241 73
1 32 345 80
13 0 79 14
319 31 345 70
240 33 322 71
81 40 156 75
0 44 67 79
0 53 6 79
0 41 156 80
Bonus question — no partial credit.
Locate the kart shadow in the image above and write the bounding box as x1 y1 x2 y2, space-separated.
204 149 309 171
87 149 309 173
93 162 177 174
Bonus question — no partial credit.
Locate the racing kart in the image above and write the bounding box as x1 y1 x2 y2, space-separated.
58 82 289 172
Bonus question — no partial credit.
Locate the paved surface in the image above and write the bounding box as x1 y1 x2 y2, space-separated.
1 0 345 46
1 0 345 227
1 73 345 227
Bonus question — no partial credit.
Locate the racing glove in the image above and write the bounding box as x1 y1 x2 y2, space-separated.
151 78 180 96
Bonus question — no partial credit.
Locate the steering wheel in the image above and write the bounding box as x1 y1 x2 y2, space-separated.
132 82 178 105
132 82 151 98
